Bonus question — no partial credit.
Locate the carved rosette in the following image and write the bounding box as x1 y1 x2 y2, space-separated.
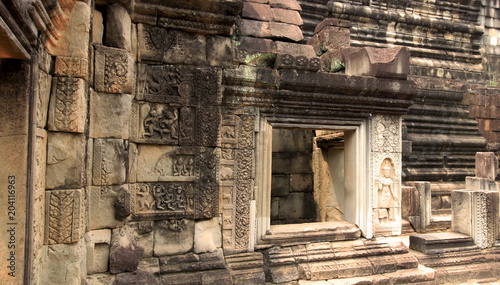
44 189 84 245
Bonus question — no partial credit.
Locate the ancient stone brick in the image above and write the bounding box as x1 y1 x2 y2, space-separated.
35 70 51 129
207 36 234 68
269 22 304 42
242 2 273 21
47 77 87 133
475 152 498 181
92 10 104 44
54 56 89 79
85 229 111 274
343 46 410 79
106 3 132 51
272 8 303 25
89 91 132 139
110 227 144 274
115 271 158 285
236 17 271 38
46 132 85 189
269 0 302 11
194 218 222 254
41 239 87 285
89 185 129 230
154 219 194 256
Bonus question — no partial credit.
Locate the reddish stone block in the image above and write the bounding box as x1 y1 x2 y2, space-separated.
314 18 351 34
269 0 302 11
307 26 350 56
276 41 315 57
343 46 410 79
236 17 271 38
269 22 303 42
239 36 276 53
271 8 303 25
242 2 273 21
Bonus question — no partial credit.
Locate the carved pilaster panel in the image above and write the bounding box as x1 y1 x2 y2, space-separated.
35 70 51 128
195 67 221 106
136 64 196 104
44 189 84 245
197 106 221 147
221 114 238 149
94 45 134 94
47 77 86 133
92 139 128 186
221 181 236 250
54 56 89 79
130 102 180 145
180 106 196 146
372 115 401 153
237 149 255 181
234 180 253 250
138 24 206 65
238 115 255 150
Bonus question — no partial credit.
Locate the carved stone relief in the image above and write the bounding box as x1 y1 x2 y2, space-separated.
54 56 88 79
92 139 128 186
130 182 195 219
35 70 51 128
94 45 134 94
180 106 196 146
374 158 398 224
136 145 197 182
136 64 195 104
44 189 84 245
131 103 180 145
197 106 221 147
372 115 401 153
47 77 86 133
138 24 206 65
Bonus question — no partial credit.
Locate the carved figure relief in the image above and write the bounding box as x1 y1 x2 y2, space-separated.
172 156 195 176
154 184 186 211
167 219 188 231
180 107 196 145
143 106 178 140
137 65 194 102
136 184 154 212
375 158 398 224
104 53 129 93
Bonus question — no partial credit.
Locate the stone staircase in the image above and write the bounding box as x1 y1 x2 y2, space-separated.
261 237 436 284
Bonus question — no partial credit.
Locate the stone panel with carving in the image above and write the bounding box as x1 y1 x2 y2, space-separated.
35 70 51 129
92 139 128 186
131 103 180 145
54 56 89 79
135 145 196 182
44 189 84 245
94 45 134 94
130 182 196 220
136 64 196 104
198 106 221 147
137 24 206 65
372 115 401 153
47 77 86 133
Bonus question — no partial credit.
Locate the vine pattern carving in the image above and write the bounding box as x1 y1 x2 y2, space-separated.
104 53 129 93
53 77 81 132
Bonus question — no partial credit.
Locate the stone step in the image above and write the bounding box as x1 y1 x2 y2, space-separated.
425 215 451 232
413 246 500 269
225 252 266 285
409 232 477 254
258 221 361 246
433 261 500 284
296 265 436 285
401 219 416 235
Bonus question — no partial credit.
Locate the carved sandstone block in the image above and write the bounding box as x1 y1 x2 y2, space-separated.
92 139 128 186
54 56 89 79
94 45 134 94
35 70 51 128
154 219 194 256
46 132 85 189
136 145 196 182
194 218 222 254
475 152 498 182
85 229 112 274
47 77 87 133
44 189 84 245
89 185 130 230
89 90 132 139
41 239 87 285
130 103 180 145
110 227 144 274
138 24 206 65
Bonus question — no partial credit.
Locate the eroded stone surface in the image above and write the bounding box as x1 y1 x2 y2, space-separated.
94 45 135 94
154 219 194 256
46 132 85 189
89 185 129 230
89 91 132 139
85 229 111 274
110 227 144 274
106 3 132 51
92 139 128 186
41 239 87 285
194 217 222 254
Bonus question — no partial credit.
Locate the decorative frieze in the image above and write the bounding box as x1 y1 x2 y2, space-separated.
94 45 134 94
47 77 86 133
44 189 84 245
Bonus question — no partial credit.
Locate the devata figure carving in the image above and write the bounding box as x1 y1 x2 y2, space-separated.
376 159 398 223
143 106 178 139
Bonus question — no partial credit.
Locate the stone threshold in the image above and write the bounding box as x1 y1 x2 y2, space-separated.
256 221 361 248
409 232 478 254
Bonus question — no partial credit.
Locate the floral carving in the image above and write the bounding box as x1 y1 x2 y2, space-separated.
104 53 128 93
53 77 81 132
45 189 83 245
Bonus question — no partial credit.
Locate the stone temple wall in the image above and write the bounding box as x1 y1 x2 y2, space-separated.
0 0 498 284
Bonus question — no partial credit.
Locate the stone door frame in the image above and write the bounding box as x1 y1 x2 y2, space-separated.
253 115 372 246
